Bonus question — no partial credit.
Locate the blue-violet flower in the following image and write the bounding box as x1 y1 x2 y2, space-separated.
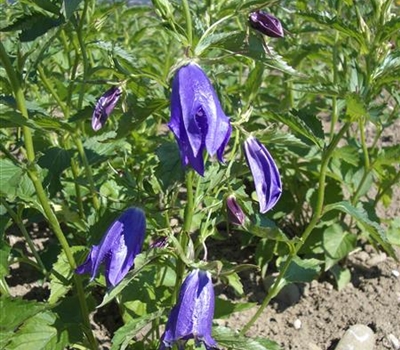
244 136 282 213
160 269 218 350
76 207 146 287
249 10 284 38
169 62 232 176
92 86 122 131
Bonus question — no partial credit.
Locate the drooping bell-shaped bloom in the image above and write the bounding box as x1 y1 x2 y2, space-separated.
249 10 284 38
160 269 218 350
244 137 282 213
76 207 146 287
168 62 232 176
226 195 246 226
92 86 122 131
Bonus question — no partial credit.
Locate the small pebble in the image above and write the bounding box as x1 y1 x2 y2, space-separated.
366 252 387 266
356 251 370 262
335 324 375 350
388 333 400 350
391 270 400 278
293 318 302 330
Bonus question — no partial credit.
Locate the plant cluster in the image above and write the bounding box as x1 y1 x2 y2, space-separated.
1 0 399 349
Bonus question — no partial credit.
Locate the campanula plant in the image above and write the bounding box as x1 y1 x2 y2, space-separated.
244 136 282 213
76 207 146 287
169 62 232 176
159 269 217 350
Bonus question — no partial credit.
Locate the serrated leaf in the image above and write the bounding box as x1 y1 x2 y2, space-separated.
111 309 164 350
1 13 63 42
332 145 359 166
268 111 324 148
346 93 368 121
0 297 48 333
323 201 397 260
195 30 237 56
221 32 300 76
224 272 244 295
213 326 282 350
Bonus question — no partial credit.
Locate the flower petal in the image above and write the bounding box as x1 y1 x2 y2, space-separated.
244 137 282 213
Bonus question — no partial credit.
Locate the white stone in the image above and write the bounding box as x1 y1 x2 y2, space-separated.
293 319 302 330
391 270 400 278
387 334 400 350
335 324 375 350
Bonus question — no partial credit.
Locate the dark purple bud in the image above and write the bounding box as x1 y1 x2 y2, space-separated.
226 195 246 226
75 207 146 287
244 137 282 213
92 86 122 131
169 62 232 176
150 236 168 249
159 269 217 350
249 10 284 38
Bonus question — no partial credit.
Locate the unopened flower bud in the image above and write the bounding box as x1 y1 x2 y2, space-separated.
249 10 284 38
226 195 246 226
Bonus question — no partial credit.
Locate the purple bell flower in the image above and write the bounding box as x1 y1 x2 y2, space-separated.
168 62 232 176
160 269 218 350
249 10 284 38
92 86 122 131
226 195 246 226
75 207 146 287
244 136 282 213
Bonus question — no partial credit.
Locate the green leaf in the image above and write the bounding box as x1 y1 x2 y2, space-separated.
268 111 324 148
0 159 24 199
244 63 264 104
213 326 282 350
280 257 321 291
0 297 48 333
323 201 397 260
0 13 63 42
61 0 82 20
5 311 68 350
111 309 164 350
346 93 368 121
323 224 356 270
330 265 351 291
243 219 290 243
195 31 237 56
387 218 400 246
332 145 359 167
0 240 11 279
48 246 86 305
214 298 255 319
0 109 37 129
224 272 244 295
99 252 162 308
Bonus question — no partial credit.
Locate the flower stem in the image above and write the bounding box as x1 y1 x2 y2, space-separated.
241 122 351 335
73 134 101 211
0 41 98 349
181 0 193 50
173 169 194 302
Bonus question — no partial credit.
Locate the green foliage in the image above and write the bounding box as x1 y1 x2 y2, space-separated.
1 0 399 348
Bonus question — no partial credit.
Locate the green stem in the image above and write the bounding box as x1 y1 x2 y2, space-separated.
0 42 97 349
1 199 47 275
73 135 101 211
241 123 351 335
181 0 193 50
0 278 10 296
173 169 194 302
70 157 85 218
